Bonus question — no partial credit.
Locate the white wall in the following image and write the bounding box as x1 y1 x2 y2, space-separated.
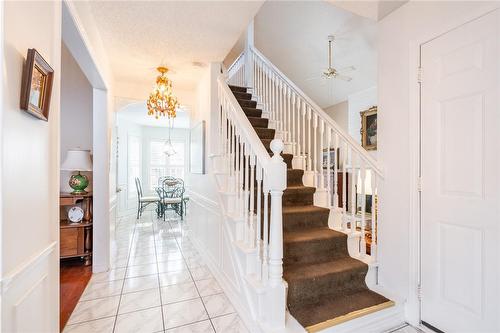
1 1 61 331
254 1 377 107
186 63 220 199
377 0 500 323
348 86 377 150
324 100 348 133
60 42 93 193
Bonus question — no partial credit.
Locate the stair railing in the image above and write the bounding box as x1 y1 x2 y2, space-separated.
226 52 246 87
248 46 383 261
217 72 288 328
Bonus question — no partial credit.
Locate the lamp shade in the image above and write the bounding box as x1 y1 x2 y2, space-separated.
61 149 92 171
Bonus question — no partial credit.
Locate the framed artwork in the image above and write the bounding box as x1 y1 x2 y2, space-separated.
190 121 206 174
322 148 339 170
360 106 377 151
20 49 54 121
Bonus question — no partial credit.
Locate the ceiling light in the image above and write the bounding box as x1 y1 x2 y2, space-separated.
147 66 179 119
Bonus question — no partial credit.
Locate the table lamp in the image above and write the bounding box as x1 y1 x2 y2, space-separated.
61 149 93 195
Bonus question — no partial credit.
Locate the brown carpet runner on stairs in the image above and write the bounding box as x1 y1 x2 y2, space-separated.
229 85 392 331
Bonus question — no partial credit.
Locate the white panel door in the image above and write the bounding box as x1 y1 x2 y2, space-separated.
421 10 499 332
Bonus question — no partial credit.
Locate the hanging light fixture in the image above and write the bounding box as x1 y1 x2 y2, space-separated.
147 66 179 119
163 117 176 157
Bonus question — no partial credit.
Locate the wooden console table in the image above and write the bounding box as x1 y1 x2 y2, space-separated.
60 193 93 265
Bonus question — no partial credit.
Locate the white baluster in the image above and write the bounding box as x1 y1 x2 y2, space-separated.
326 128 331 206
350 150 357 234
307 106 312 172
370 172 377 261
256 164 263 276
249 154 256 248
291 92 297 156
239 137 244 218
244 146 250 245
301 101 306 163
318 118 324 190
360 163 367 257
333 133 339 208
262 187 269 283
342 140 348 231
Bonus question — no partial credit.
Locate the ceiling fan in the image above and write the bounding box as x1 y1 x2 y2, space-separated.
308 35 356 82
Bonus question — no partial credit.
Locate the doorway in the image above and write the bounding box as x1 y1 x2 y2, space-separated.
420 9 499 332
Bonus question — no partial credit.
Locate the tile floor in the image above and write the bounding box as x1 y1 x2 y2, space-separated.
64 211 249 333
389 325 425 333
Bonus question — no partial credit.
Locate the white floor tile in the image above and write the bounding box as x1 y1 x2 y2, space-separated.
122 275 159 294
158 259 188 273
80 280 123 301
211 313 249 333
189 266 213 281
195 278 223 297
128 254 158 266
159 270 193 286
165 320 214 333
90 268 126 283
202 293 235 318
162 298 209 329
119 288 161 314
67 296 120 325
160 282 199 304
63 317 115 333
115 306 164 333
125 263 158 278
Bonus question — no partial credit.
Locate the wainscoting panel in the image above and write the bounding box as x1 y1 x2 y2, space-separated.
1 242 59 332
187 190 253 326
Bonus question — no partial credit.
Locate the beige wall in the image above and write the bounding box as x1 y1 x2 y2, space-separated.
324 100 348 132
1 1 61 331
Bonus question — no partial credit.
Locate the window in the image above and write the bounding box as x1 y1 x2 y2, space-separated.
128 135 141 199
149 140 185 190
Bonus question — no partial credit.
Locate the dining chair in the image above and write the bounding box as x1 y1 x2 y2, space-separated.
134 177 159 219
156 177 185 220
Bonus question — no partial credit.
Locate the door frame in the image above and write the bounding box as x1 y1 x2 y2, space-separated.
62 1 112 273
407 5 500 327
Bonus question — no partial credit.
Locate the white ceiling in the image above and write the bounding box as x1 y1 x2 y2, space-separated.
117 101 191 129
255 1 378 108
87 1 263 91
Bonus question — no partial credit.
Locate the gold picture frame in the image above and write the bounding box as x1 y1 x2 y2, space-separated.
20 49 54 121
360 106 377 151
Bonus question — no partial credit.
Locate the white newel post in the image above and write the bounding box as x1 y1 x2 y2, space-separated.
264 139 287 329
245 20 254 88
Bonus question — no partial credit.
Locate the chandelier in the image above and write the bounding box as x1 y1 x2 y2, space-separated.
147 66 179 119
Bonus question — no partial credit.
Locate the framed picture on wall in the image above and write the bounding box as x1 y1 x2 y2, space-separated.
360 106 377 151
20 49 54 121
190 121 206 174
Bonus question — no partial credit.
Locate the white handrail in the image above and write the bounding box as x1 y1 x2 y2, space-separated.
217 75 271 169
250 46 383 177
217 66 288 328
227 52 245 75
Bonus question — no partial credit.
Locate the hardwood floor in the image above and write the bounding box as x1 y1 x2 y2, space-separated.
60 258 92 331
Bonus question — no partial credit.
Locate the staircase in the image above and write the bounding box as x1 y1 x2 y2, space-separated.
199 44 404 333
228 84 392 331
